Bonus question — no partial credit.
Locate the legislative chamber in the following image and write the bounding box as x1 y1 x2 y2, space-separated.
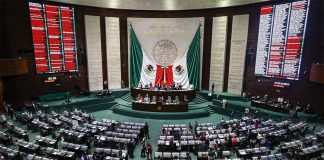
0 0 323 160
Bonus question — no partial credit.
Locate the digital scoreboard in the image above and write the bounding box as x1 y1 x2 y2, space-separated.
29 2 78 74
255 0 310 80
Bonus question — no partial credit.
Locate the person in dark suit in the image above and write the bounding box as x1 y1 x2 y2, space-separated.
128 138 135 158
144 122 150 139
211 83 215 93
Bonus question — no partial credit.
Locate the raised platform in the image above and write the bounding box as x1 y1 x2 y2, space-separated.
199 90 248 101
112 104 209 119
38 89 128 113
111 92 210 119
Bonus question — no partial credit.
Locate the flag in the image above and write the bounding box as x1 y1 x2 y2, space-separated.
130 26 200 89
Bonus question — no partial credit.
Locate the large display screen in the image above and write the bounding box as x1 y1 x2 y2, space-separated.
254 0 310 80
29 2 78 74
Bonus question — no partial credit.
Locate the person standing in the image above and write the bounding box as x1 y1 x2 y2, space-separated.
211 83 215 93
8 106 14 120
185 152 192 160
81 151 89 160
139 127 145 140
141 139 146 157
230 110 234 120
144 122 150 139
128 138 135 158
222 99 227 108
146 142 153 160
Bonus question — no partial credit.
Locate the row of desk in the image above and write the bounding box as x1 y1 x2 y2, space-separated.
251 100 290 114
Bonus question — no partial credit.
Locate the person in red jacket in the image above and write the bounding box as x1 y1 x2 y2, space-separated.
146 142 153 160
231 136 237 149
161 128 167 136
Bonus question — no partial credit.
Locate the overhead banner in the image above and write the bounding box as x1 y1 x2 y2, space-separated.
128 18 204 89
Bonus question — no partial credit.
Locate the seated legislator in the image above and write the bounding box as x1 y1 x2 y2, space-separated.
151 96 157 104
183 95 189 102
144 94 150 103
166 96 172 104
136 94 141 102
173 96 180 104
137 94 144 103
159 96 164 102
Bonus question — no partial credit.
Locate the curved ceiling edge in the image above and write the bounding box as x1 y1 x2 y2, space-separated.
46 0 272 10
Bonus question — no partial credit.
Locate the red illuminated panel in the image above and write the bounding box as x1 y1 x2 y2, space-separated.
45 4 63 71
255 0 310 80
29 2 78 74
260 6 273 15
29 2 49 73
60 7 77 71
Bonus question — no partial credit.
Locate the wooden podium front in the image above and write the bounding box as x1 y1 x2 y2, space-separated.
132 102 188 112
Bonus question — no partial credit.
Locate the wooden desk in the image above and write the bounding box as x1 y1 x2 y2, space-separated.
251 100 290 114
132 102 188 112
131 88 196 102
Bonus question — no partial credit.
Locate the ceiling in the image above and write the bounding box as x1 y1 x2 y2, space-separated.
47 0 272 10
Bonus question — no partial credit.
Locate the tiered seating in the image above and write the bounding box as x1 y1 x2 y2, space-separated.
12 138 40 154
94 135 131 148
0 144 20 159
58 116 74 126
93 148 128 159
1 105 321 160
46 117 63 128
236 147 270 159
58 129 86 143
122 121 145 127
105 131 138 139
71 125 98 135
252 153 284 160
44 147 76 160
197 151 231 159
2 121 28 140
36 135 58 148
154 152 188 159
288 122 308 132
83 123 108 132
297 145 324 160
61 142 88 155
279 140 303 152
0 130 10 144
25 154 53 160
29 118 54 135
316 129 324 140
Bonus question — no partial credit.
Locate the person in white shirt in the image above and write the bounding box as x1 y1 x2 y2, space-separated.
173 96 180 104
144 94 150 103
166 96 172 104
151 96 156 104
222 99 227 108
